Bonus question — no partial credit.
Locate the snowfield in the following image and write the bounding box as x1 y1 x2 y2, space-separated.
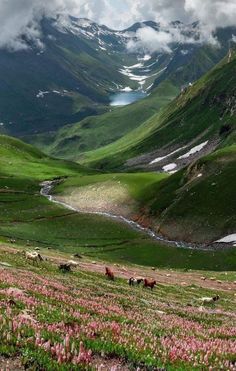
178 141 209 159
215 234 236 244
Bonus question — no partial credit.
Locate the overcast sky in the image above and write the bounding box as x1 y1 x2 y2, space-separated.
0 0 236 51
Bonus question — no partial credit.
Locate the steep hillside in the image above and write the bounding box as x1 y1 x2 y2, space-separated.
81 48 236 170
142 145 236 244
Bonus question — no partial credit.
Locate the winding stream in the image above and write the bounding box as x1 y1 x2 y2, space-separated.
40 180 212 251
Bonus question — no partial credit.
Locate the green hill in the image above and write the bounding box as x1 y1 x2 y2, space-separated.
81 49 236 170
1 134 235 270
141 145 236 243
36 81 179 159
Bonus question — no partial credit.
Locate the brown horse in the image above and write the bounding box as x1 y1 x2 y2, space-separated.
105 267 114 280
144 278 156 290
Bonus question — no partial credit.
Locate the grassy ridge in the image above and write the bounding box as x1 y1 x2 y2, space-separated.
81 50 236 170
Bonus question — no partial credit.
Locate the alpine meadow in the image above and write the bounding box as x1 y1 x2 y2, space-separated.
0 1 235 370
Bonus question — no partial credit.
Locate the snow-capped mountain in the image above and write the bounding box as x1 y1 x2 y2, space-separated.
0 15 235 137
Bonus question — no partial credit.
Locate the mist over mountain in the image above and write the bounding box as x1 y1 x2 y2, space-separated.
0 15 235 139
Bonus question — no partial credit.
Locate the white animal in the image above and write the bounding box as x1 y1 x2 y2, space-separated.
25 251 43 262
128 277 144 286
67 260 79 268
199 295 220 304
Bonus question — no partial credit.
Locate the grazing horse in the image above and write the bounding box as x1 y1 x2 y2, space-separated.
144 278 156 290
128 277 144 286
105 267 114 280
25 251 43 263
59 263 71 272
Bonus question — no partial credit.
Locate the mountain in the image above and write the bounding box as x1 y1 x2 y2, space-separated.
0 17 137 136
32 80 179 158
80 48 236 171
0 16 235 143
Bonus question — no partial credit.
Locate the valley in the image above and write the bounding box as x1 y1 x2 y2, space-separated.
0 7 236 370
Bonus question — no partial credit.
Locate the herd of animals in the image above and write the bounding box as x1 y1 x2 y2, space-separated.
24 250 220 305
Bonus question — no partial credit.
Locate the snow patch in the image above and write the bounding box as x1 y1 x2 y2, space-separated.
36 90 65 98
150 146 186 165
138 54 152 61
125 62 144 69
36 90 50 98
215 234 236 244
162 163 177 172
146 83 154 91
178 141 209 159
121 87 133 92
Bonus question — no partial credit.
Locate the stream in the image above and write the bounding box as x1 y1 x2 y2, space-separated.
40 180 212 251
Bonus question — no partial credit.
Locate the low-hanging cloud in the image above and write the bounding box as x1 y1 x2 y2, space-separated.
127 0 236 53
0 0 75 50
127 24 199 54
0 0 122 51
0 0 236 51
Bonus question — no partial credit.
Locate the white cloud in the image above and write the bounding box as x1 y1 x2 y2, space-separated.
0 0 235 51
0 0 125 50
184 0 236 44
127 0 236 53
128 27 173 54
127 24 201 54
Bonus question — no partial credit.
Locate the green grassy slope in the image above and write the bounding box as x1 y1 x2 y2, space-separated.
82 49 236 170
1 135 235 270
0 247 235 370
135 145 236 244
51 144 236 245
31 81 179 160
